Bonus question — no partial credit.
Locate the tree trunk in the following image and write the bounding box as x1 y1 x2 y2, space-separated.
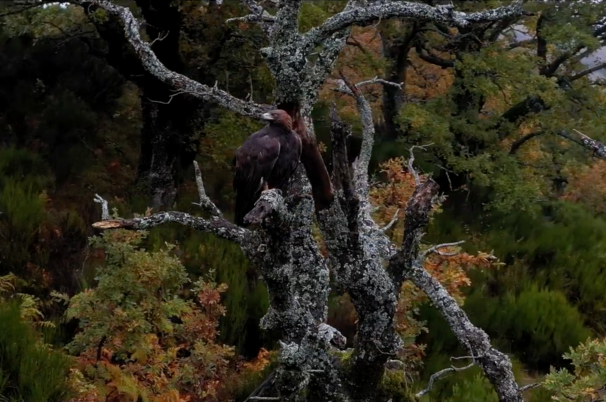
379 22 416 140
85 0 203 210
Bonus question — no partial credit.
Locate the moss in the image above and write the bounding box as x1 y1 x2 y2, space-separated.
378 369 417 402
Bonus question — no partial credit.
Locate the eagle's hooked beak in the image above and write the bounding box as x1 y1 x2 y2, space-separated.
261 112 274 121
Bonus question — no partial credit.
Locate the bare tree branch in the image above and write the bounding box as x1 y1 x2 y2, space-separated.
416 360 476 397
414 41 455 68
407 144 433 186
234 0 274 36
557 129 606 159
192 160 222 217
332 73 398 258
71 0 269 118
570 62 606 82
380 208 400 232
519 383 542 392
509 131 544 155
302 1 525 48
329 103 355 203
405 253 523 402
94 194 110 221
92 211 248 245
422 240 466 258
330 76 403 95
387 169 524 402
93 163 248 244
226 13 276 24
301 0 367 115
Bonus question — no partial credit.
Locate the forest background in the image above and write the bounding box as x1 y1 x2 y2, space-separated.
3 0 606 401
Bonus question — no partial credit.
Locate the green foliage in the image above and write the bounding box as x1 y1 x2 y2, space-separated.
0 178 47 275
444 374 498 402
465 285 591 369
66 230 190 357
298 2 331 33
480 201 606 332
143 218 273 356
66 229 235 401
378 370 417 402
424 200 600 370
0 301 74 402
543 337 606 402
394 0 606 213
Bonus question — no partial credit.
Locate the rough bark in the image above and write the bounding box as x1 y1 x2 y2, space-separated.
84 1 529 401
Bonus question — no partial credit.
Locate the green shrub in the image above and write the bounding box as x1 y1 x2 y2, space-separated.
443 373 498 402
0 301 73 402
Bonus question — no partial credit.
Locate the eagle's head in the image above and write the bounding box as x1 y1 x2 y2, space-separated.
262 109 293 131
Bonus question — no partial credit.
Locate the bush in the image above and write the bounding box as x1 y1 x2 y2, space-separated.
66 229 236 402
0 301 73 402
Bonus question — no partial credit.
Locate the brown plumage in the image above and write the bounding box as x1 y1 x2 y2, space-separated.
233 109 302 226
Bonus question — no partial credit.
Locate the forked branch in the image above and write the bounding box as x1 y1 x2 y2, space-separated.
92 163 249 245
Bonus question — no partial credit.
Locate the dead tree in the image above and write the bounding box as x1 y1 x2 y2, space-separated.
82 1 529 401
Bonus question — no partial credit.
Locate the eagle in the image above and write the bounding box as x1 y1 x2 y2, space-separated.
233 109 302 226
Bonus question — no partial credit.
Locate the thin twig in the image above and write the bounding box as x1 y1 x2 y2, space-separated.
226 13 276 23
416 361 475 397
380 208 400 232
436 164 453 191
330 76 403 96
147 90 187 105
149 30 169 46
422 240 466 258
519 382 542 392
192 161 222 217
408 143 433 185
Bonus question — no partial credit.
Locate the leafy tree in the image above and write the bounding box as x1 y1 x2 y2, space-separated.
392 0 606 212
66 229 235 402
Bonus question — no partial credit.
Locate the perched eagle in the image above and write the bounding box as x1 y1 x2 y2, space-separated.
233 109 302 226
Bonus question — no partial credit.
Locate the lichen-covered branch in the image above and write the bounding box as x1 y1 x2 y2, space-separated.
228 0 276 36
73 0 268 118
334 74 399 258
93 194 110 221
300 0 366 115
92 211 248 246
569 129 606 159
388 175 524 402
248 178 345 402
406 258 523 402
389 177 440 289
303 1 525 47
192 161 222 217
416 358 475 397
226 13 276 24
